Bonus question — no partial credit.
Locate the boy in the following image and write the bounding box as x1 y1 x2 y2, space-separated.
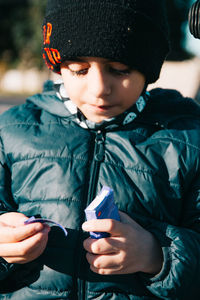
0 0 200 299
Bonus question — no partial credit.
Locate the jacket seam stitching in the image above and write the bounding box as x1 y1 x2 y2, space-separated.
151 136 200 151
12 156 88 163
27 285 71 295
104 161 155 174
0 122 62 129
17 197 80 203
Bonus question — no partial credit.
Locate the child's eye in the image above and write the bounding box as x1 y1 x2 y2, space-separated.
70 69 88 76
109 67 131 76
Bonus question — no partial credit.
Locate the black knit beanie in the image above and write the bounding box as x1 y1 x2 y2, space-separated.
42 0 170 83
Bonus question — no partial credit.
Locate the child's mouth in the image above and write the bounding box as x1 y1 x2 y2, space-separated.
92 105 113 112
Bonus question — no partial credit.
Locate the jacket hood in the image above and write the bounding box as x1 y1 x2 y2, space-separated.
140 88 200 128
26 80 70 118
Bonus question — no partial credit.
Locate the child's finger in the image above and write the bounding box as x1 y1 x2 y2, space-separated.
83 235 120 254
1 256 30 264
89 263 131 275
0 226 50 260
82 218 130 237
0 222 47 244
82 211 143 238
89 265 121 275
86 252 121 270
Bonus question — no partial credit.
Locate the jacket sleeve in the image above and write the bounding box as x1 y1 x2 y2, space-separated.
140 175 200 300
0 138 15 280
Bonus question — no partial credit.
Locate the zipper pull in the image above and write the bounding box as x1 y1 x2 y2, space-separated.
94 130 105 162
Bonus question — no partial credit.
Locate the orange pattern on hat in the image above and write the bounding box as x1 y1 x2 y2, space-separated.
43 22 61 69
43 23 52 45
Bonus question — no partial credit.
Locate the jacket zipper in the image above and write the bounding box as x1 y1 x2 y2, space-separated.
78 129 105 300
87 130 105 205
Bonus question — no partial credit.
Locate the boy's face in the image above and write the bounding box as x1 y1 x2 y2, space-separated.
61 57 145 123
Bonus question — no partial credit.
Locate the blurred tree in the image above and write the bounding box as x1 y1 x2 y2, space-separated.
0 0 28 67
0 0 46 69
19 0 47 69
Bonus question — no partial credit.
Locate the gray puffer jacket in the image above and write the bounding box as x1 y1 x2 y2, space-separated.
0 85 200 299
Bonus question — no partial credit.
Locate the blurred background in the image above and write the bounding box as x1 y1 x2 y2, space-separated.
0 0 199 113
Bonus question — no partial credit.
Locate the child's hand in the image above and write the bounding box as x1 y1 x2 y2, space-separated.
82 211 163 275
0 212 50 264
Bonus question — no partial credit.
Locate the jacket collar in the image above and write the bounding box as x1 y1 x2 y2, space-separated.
54 81 149 130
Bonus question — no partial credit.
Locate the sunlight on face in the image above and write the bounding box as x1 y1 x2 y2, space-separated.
61 57 145 123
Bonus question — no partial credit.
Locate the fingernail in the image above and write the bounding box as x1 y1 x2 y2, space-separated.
82 222 90 231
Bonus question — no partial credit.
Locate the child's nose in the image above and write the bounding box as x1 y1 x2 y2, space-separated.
88 67 111 98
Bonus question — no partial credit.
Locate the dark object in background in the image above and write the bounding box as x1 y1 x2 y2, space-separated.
166 0 193 61
188 0 200 39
